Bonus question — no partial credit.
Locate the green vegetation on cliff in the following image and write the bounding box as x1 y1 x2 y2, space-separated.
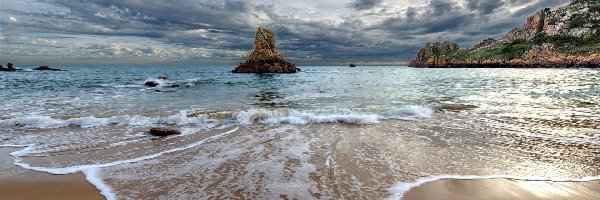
448 40 533 61
409 0 600 67
531 33 600 54
447 33 600 62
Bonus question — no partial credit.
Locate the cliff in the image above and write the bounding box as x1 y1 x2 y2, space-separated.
232 27 300 73
409 0 600 68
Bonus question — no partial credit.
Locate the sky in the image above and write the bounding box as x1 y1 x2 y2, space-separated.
0 0 569 66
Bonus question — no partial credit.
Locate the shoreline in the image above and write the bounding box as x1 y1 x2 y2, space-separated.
0 147 104 200
3 146 600 199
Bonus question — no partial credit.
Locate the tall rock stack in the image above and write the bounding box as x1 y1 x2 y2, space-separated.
232 27 300 73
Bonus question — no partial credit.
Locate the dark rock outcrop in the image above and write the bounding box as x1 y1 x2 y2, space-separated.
0 63 18 72
232 27 300 73
144 76 180 87
33 66 62 71
144 81 159 87
148 127 181 136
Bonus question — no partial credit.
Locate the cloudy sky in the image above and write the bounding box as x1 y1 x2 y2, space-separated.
0 0 568 66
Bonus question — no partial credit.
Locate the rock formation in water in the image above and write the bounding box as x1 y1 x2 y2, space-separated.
144 76 180 88
232 27 300 73
0 63 17 71
33 66 62 71
409 0 600 68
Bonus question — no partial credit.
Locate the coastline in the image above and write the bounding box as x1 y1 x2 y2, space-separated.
401 178 600 200
0 147 104 200
409 63 600 68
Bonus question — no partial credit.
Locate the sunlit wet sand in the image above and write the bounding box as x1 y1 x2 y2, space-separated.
403 179 600 200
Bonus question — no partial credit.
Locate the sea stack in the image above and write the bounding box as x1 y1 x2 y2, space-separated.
232 27 300 73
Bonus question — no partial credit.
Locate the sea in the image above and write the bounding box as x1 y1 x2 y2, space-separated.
1 66 599 199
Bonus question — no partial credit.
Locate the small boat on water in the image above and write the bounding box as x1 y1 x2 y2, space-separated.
349 63 356 67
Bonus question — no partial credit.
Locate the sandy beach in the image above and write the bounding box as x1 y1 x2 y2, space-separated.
0 147 103 200
3 144 600 200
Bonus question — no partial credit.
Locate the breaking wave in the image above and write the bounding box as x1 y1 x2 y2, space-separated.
0 106 433 129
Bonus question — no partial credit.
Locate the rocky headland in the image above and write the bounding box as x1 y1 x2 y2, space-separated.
232 27 300 73
409 0 600 68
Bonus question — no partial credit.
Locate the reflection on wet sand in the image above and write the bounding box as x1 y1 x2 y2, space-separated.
404 179 600 200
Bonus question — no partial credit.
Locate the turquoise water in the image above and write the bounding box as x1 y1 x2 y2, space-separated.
1 66 599 199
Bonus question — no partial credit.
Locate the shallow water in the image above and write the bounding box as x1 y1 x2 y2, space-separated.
1 66 599 199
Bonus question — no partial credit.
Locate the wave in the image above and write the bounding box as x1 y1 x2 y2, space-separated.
0 106 433 129
176 78 217 87
387 174 600 200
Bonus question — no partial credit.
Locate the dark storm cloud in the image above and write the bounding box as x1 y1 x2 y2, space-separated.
0 0 569 65
376 0 474 35
466 0 505 14
374 0 568 52
349 0 384 10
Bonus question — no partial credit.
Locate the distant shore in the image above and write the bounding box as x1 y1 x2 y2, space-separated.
411 63 600 68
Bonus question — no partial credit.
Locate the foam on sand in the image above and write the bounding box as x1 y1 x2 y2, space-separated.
6 127 239 200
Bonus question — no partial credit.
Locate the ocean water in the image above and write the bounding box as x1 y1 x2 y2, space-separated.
1 66 599 199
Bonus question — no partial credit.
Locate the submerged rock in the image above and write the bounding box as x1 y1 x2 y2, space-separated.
148 127 181 136
33 66 62 71
232 27 300 73
144 81 159 87
144 76 170 87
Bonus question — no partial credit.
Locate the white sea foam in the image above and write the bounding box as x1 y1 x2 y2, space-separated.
0 144 30 147
83 168 117 200
177 78 216 87
8 127 239 200
0 106 434 129
101 83 140 88
388 174 600 200
143 77 181 88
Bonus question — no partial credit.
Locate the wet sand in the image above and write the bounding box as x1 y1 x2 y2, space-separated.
0 147 103 200
404 178 600 200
